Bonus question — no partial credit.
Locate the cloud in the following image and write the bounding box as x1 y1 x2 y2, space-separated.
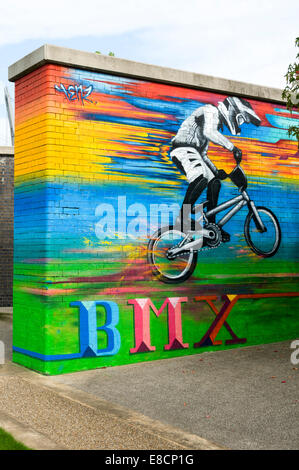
0 0 297 48
134 1 298 88
0 0 198 46
0 0 297 89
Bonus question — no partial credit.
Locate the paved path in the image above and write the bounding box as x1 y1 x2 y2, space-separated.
0 365 221 450
51 341 299 450
0 311 220 450
0 311 298 449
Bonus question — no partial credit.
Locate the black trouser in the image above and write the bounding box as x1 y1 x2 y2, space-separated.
172 157 221 224
206 177 221 223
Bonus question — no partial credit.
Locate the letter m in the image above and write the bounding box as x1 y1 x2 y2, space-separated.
128 297 189 353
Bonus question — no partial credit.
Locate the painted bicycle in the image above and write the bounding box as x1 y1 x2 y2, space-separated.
147 165 281 284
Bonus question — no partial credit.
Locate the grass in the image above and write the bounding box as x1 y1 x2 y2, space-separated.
0 428 30 450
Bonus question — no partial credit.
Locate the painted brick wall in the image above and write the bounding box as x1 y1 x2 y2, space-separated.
0 151 14 306
12 62 299 375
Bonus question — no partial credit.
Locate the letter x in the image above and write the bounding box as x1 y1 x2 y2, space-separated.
194 295 247 348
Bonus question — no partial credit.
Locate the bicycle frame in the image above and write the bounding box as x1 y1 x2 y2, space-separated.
205 193 246 227
170 189 266 255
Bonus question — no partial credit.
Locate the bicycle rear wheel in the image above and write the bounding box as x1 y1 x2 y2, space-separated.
244 206 281 257
147 226 197 283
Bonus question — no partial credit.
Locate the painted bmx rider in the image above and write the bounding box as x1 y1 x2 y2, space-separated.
170 96 261 242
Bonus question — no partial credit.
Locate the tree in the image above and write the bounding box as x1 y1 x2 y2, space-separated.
282 37 299 146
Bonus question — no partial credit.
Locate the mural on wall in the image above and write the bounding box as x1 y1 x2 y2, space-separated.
148 96 281 283
12 63 299 375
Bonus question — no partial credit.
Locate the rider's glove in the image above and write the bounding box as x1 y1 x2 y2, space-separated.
217 169 227 180
233 146 242 164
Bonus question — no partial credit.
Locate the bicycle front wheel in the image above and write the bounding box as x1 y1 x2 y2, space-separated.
147 226 197 283
244 206 281 257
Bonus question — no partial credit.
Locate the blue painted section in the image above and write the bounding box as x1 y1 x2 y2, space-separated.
70 300 121 357
274 108 299 115
266 114 299 130
13 176 299 267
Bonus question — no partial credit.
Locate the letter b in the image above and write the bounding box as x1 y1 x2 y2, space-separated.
70 301 121 357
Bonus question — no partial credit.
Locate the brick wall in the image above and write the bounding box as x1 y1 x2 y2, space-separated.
0 148 14 306
11 54 299 375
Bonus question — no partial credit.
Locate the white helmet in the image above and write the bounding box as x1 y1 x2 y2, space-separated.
218 97 261 135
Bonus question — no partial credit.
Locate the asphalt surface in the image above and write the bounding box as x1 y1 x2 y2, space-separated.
51 342 299 450
0 310 221 450
0 309 298 449
0 375 203 450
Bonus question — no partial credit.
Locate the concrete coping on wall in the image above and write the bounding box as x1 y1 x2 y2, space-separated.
8 44 284 104
0 146 14 156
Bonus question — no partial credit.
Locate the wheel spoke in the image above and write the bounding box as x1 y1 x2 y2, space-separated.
245 207 281 257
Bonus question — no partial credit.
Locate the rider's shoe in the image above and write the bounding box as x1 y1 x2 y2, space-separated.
220 228 230 243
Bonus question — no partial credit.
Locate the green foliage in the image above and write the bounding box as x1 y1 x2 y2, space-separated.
95 51 115 57
282 37 299 146
0 428 30 450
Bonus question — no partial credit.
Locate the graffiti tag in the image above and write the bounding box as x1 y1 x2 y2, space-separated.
54 83 93 104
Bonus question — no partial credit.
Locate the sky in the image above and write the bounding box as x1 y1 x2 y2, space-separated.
0 0 298 145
